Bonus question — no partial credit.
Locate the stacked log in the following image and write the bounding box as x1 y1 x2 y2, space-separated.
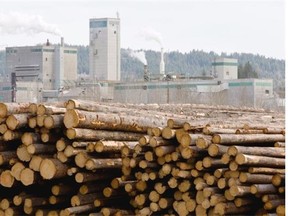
0 100 285 216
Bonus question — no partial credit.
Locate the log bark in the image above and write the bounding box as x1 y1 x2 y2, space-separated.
250 184 278 194
235 154 285 167
248 167 285 175
6 114 30 130
66 128 143 141
0 151 17 166
0 102 30 118
64 109 166 132
44 114 64 129
85 158 122 170
239 172 273 184
212 134 285 144
37 105 66 116
227 145 285 157
39 158 69 179
21 132 41 146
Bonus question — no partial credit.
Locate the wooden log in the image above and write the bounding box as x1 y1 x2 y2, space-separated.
250 184 278 194
16 144 32 162
75 171 120 183
214 202 253 215
6 114 30 130
180 134 211 147
229 185 251 197
51 183 76 196
203 157 225 168
0 170 15 187
0 102 30 118
39 158 69 179
85 158 122 170
37 105 66 116
210 194 226 206
203 126 237 135
21 132 41 146
262 194 283 203
151 127 163 137
20 168 42 186
60 204 96 216
149 136 174 148
0 123 8 134
155 145 176 157
36 115 46 127
227 145 285 157
4 130 23 141
44 115 64 129
271 174 285 187
26 143 56 155
28 117 37 128
95 141 137 153
263 128 285 134
66 128 143 141
239 172 273 184
235 154 285 167
56 138 70 151
276 205 285 215
11 162 25 181
161 127 176 139
212 134 285 145
264 199 285 210
71 192 104 207
274 141 285 148
101 208 134 216
0 151 17 166
64 145 85 157
247 167 284 175
64 109 166 132
208 144 229 157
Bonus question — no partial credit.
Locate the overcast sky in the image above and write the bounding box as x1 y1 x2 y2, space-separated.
0 0 285 59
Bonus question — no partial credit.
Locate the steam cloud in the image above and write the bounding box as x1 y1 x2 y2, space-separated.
129 50 147 65
0 12 61 36
139 27 164 47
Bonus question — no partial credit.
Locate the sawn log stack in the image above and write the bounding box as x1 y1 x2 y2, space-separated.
0 99 285 216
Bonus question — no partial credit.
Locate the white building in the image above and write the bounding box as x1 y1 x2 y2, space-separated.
212 58 238 79
5 39 77 102
89 18 121 81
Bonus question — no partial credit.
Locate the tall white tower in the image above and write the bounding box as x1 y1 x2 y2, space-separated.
89 18 120 81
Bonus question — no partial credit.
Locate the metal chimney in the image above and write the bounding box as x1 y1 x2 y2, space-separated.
61 37 64 47
160 47 165 76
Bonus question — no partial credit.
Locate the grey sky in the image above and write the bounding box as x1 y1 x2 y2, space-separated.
0 0 285 59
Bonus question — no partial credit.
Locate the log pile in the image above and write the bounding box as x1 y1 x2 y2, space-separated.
0 99 285 216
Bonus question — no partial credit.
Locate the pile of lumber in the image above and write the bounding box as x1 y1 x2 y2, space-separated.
0 99 285 216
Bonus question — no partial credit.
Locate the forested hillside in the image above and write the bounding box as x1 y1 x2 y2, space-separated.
0 46 285 92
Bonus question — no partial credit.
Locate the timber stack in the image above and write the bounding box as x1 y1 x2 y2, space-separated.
0 99 285 216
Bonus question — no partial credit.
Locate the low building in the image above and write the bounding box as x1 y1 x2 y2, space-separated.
4 38 77 102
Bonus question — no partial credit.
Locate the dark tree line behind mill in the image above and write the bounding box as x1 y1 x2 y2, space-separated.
0 46 285 95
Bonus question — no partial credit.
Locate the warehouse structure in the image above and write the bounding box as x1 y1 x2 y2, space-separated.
4 38 77 102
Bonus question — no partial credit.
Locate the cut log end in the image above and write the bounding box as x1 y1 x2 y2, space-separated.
39 159 57 180
64 109 79 129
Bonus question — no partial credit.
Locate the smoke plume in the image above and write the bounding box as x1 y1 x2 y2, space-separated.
129 50 147 65
139 27 164 47
0 12 61 36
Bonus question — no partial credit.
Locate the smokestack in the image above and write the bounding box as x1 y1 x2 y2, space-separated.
61 37 64 47
144 64 149 81
160 48 165 76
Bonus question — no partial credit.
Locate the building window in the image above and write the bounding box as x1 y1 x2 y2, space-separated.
265 90 269 94
226 71 229 75
114 31 116 34
45 58 48 61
